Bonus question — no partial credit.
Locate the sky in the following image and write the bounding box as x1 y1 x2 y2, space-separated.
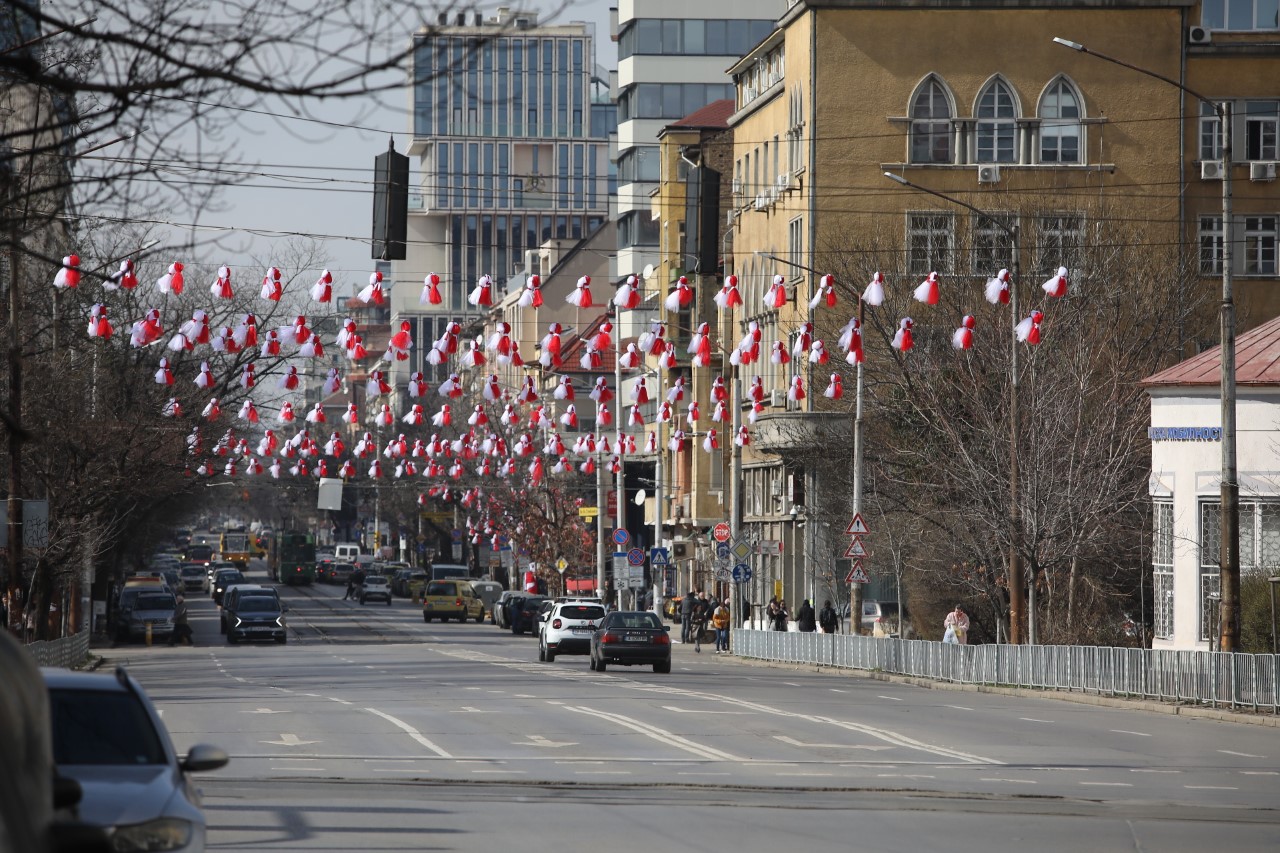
174 0 615 297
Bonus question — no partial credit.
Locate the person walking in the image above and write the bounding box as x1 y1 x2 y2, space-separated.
680 590 696 643
772 599 790 632
943 604 970 644
711 600 731 653
690 593 711 653
345 567 365 601
796 599 817 632
819 599 839 634
169 594 193 646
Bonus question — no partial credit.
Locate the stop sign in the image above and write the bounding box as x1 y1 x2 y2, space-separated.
713 522 731 543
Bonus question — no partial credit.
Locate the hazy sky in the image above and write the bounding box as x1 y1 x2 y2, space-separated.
181 1 614 296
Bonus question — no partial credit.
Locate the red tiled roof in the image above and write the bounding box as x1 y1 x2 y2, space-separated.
667 99 735 130
1143 314 1280 387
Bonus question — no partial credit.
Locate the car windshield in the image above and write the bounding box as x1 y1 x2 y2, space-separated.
561 605 605 620
237 597 279 612
135 594 175 610
180 566 203 576
426 582 455 596
614 613 662 629
217 572 244 585
48 688 167 766
365 577 387 586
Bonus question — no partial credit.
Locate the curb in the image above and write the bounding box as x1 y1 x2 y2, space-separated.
734 656 1280 728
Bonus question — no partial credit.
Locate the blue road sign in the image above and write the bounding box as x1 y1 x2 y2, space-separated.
612 528 630 546
732 563 753 583
450 529 463 544
650 547 670 566
627 547 646 566
715 541 731 560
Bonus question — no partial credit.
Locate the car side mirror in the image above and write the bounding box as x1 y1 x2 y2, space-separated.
181 744 230 773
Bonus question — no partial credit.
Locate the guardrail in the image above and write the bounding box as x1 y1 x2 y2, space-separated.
734 630 1279 713
22 631 91 669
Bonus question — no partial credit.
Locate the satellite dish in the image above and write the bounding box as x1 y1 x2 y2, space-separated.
634 488 647 506
642 264 655 282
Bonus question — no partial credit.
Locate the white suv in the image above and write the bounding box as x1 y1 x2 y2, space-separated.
539 601 607 662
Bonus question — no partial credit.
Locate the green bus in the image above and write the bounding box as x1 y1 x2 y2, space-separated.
270 532 316 585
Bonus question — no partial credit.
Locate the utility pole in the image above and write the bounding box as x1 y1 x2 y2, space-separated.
6 218 24 634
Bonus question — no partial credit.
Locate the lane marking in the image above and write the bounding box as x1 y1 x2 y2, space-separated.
1241 771 1279 776
1185 785 1238 790
364 708 452 758
778 772 833 777
775 735 891 752
1080 782 1132 787
1019 718 1054 723
981 778 1037 784
877 696 903 702
661 705 752 715
566 706 744 762
1218 750 1265 758
677 772 730 777
945 705 975 711
829 689 848 694
1110 730 1151 737
1131 769 1180 774
575 771 631 775
878 774 935 779
328 698 352 706
470 769 525 775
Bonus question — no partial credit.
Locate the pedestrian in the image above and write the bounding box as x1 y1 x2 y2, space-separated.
796 599 817 632
711 600 731 653
345 566 365 601
772 599 790 632
680 591 695 643
819 599 839 634
169 594 193 646
691 593 710 652
766 596 779 630
943 604 969 644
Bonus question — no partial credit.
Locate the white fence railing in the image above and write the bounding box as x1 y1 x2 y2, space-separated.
23 631 90 669
734 630 1279 712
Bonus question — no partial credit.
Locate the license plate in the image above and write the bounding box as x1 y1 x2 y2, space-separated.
571 627 592 634
624 634 647 642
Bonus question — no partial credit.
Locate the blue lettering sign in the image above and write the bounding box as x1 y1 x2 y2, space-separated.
1147 426 1222 441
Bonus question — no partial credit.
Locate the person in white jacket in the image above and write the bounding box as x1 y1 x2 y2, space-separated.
943 605 970 644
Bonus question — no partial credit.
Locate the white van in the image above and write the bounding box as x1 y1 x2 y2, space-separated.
334 543 361 562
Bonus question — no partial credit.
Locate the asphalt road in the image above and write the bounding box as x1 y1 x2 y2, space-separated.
99 562 1280 852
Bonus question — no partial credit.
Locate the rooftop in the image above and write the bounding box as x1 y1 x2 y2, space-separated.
1143 314 1280 388
665 99 736 131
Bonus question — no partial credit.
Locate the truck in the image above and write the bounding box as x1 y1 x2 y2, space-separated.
269 532 316 585
220 529 252 567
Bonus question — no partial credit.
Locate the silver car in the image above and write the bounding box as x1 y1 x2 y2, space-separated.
43 666 228 852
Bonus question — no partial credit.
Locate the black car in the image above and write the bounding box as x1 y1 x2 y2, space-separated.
210 569 245 605
590 610 672 673
509 595 547 635
226 594 288 644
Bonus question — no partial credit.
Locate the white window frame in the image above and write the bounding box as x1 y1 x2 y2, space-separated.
1153 501 1174 640
1242 215 1278 275
1200 102 1224 161
1201 0 1280 31
1244 100 1279 161
787 216 804 284
909 76 954 165
1199 215 1224 276
1038 77 1083 164
1199 499 1280 640
971 212 1016 274
907 211 955 275
1036 212 1084 273
974 78 1019 164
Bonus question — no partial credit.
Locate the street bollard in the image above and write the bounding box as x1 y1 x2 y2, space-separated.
145 621 153 646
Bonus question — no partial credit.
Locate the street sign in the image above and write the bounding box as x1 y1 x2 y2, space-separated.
712 522 731 542
612 553 629 584
578 506 600 518
715 566 732 582
758 539 782 556
450 528 463 544
845 513 870 535
555 557 568 574
844 537 868 558
650 547 670 567
730 538 752 562
715 541 730 560
612 528 630 546
846 560 870 584
732 563 753 583
627 564 646 589
627 547 645 566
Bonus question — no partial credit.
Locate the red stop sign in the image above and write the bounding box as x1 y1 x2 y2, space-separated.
713 522 731 543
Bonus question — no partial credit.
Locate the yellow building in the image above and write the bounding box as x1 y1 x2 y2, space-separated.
724 0 1280 616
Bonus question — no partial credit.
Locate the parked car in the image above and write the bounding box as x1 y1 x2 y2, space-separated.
509 595 547 635
226 594 288 644
44 667 228 851
421 580 484 622
359 575 393 606
470 580 504 619
530 598 556 635
842 600 911 635
494 591 526 628
539 602 607 662
122 592 177 643
392 569 427 597
590 610 672 673
111 583 172 643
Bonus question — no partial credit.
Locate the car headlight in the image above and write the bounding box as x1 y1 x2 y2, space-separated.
276 616 286 627
234 617 243 627
110 817 193 851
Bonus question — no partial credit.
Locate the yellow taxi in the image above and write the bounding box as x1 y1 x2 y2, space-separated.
421 579 484 623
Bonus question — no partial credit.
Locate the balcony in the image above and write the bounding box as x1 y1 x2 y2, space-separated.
751 411 853 455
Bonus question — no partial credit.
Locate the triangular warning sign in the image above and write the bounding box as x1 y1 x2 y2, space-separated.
844 537 868 558
845 513 869 535
845 561 870 584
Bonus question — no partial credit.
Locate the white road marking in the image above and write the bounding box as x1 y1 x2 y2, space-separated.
781 682 801 687
1110 730 1151 736
877 696 903 702
328 698 352 706
1131 769 1180 774
513 735 577 748
775 735 891 751
458 706 487 713
1241 771 1279 776
262 734 318 747
777 772 834 777
945 705 974 711
677 772 730 777
1218 750 1265 758
566 706 744 762
1185 785 1238 790
575 770 632 775
364 708 452 758
830 689 848 693
661 705 752 715
981 778 1037 784
1080 782 1132 787
878 774 935 780
301 693 321 698
470 769 526 775
248 708 288 714
1019 718 1054 723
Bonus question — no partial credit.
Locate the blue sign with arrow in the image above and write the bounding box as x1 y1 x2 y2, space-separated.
732 563 752 583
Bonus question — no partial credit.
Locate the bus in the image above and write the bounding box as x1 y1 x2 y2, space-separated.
269 532 316 585
220 528 252 567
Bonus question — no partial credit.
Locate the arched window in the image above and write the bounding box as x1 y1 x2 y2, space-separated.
1039 78 1083 163
975 79 1018 163
909 77 953 164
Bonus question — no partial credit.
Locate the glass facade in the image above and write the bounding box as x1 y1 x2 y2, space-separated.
618 19 775 59
618 83 736 121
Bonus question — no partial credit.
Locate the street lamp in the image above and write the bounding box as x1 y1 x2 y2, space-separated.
1053 36 1240 651
882 172 1027 643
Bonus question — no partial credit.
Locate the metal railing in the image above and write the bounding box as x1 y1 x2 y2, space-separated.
735 630 1279 712
22 631 90 669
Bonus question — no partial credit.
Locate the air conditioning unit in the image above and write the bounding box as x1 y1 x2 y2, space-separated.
1250 161 1277 182
1188 26 1212 45
977 164 1001 184
672 541 689 559
726 209 736 226
731 178 742 194
776 172 789 190
1201 160 1225 181
767 186 779 203
769 389 786 407
769 479 783 497
754 193 768 210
